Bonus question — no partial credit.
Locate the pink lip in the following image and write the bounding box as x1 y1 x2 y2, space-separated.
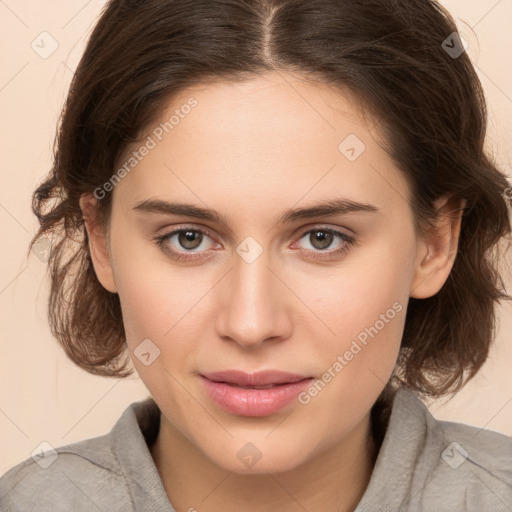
200 370 314 417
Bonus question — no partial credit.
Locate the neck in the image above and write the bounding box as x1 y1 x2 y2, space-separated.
150 411 379 512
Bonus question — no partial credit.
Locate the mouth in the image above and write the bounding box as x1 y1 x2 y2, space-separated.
222 383 284 390
199 370 314 417
200 369 311 387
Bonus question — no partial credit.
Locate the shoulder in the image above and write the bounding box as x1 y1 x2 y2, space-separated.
0 433 133 512
420 413 512 510
0 397 174 512
358 388 512 512
0 397 164 512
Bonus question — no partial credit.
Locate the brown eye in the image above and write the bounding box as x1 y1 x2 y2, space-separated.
308 230 334 250
155 226 219 262
177 230 203 250
292 226 356 261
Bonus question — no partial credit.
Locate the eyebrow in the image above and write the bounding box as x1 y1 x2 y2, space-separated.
132 197 379 225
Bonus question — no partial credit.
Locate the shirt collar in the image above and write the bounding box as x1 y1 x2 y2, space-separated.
355 387 440 511
111 397 176 511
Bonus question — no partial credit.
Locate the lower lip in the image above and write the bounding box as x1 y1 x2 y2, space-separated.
201 376 314 417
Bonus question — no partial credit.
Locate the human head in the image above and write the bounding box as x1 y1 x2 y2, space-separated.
30 0 511 413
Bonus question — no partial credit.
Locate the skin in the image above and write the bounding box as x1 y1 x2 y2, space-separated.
80 70 464 512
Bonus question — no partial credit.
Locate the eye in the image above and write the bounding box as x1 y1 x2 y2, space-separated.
292 227 356 260
155 227 219 261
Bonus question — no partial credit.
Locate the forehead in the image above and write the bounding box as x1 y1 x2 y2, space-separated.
168 71 376 144
113 71 410 217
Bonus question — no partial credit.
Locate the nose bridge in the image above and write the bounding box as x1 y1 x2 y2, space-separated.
216 243 288 347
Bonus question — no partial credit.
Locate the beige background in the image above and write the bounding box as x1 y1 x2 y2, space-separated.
1 0 511 475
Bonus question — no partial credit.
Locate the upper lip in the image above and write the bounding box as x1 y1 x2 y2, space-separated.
200 370 312 386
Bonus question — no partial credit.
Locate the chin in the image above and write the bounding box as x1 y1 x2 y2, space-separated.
203 438 311 475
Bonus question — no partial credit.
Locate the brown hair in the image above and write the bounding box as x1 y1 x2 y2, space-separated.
29 0 512 400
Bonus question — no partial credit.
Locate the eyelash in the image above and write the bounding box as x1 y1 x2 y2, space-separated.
154 225 357 262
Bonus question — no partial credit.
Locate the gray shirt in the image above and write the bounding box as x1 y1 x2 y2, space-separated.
1 388 511 511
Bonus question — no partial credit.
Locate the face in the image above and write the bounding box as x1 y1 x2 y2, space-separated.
83 70 457 474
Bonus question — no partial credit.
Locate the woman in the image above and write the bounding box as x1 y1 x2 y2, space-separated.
1 0 511 510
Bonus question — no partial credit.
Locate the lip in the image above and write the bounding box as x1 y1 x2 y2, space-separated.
200 370 314 417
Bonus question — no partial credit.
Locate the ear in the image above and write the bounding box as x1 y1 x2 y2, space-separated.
79 193 118 293
410 195 466 299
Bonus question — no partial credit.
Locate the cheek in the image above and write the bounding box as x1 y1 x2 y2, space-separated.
109 229 211 379
300 239 413 386
108 227 177 347
308 238 411 330
295 284 406 443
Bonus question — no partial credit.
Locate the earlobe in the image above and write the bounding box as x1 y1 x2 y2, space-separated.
410 195 465 299
79 193 118 294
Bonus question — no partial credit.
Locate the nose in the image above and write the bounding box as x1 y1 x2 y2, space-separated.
215 247 293 349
